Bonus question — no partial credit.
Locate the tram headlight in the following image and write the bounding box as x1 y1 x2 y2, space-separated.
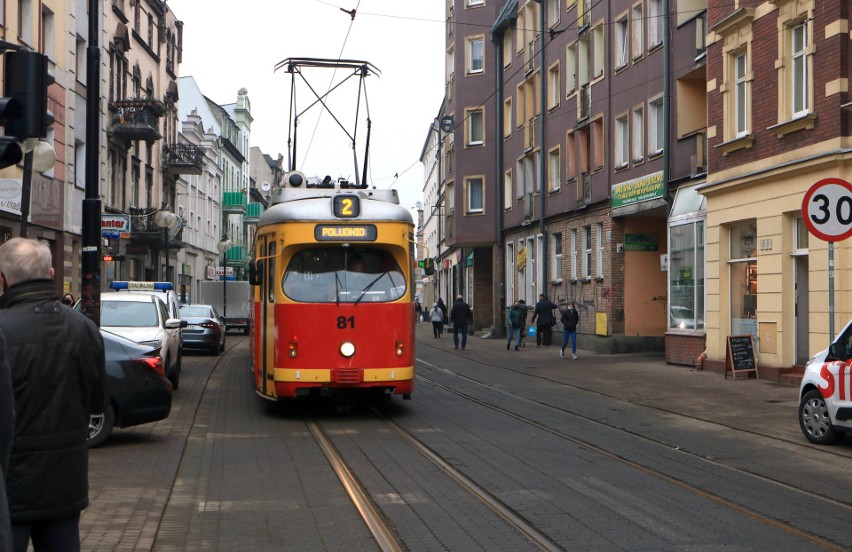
340 342 355 358
288 341 298 359
395 340 404 357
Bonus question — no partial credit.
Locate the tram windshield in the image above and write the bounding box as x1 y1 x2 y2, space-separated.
282 247 407 303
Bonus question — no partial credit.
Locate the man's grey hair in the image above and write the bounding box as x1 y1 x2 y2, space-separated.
0 238 53 287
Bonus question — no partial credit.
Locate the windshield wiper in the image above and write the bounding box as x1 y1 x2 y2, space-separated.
334 270 343 305
354 271 389 305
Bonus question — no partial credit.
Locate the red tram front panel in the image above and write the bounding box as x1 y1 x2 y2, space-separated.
264 302 414 398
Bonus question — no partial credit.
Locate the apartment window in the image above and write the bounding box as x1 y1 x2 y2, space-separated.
583 225 592 278
550 232 563 282
648 0 663 48
468 36 484 74
466 177 484 213
18 0 33 45
631 4 643 59
548 0 560 27
649 98 664 154
504 98 512 138
632 106 644 162
615 17 628 69
0 0 5 26
76 36 86 83
548 147 560 192
566 131 576 180
592 25 605 78
466 108 484 146
570 229 578 280
41 6 54 59
595 222 604 278
735 52 749 136
615 115 628 168
566 43 577 95
516 158 525 199
791 22 808 116
548 63 560 110
504 170 513 209
592 118 604 170
503 30 512 67
578 0 589 28
467 0 484 5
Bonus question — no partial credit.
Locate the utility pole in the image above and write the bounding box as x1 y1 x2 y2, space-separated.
80 0 102 324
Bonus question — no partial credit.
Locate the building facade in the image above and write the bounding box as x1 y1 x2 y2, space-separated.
702 0 852 378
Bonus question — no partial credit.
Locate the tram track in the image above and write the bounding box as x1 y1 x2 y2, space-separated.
413 362 851 552
308 411 561 552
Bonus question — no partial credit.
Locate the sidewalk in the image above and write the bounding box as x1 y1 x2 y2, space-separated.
414 321 826 451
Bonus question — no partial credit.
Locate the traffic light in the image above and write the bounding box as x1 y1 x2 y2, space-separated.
417 258 435 276
4 50 54 139
0 96 23 169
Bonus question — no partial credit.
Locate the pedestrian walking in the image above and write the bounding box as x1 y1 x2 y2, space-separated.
0 238 106 552
414 299 423 325
506 300 525 351
450 295 472 350
531 294 558 347
436 298 448 325
429 303 444 338
518 299 528 348
61 293 75 307
560 302 580 359
0 330 14 552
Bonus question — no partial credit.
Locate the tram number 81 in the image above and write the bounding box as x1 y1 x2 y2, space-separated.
337 316 355 329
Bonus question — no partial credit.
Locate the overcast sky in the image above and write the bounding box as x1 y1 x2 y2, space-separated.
167 0 446 211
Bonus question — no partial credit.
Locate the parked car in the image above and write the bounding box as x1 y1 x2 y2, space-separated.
799 320 852 444
670 305 704 330
92 292 186 390
109 281 184 346
88 329 173 447
179 304 226 355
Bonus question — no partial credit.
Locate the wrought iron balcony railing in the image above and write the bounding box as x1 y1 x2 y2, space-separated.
162 143 205 176
109 98 166 141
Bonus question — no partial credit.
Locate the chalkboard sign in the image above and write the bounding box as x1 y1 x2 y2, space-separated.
726 335 759 379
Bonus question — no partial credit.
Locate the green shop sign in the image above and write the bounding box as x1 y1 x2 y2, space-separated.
611 171 664 208
624 233 659 251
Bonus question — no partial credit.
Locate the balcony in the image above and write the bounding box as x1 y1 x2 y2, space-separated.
129 207 185 244
225 244 248 266
109 98 166 141
222 190 247 215
245 202 265 223
163 144 205 176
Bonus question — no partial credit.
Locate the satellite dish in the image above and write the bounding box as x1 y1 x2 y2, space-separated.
415 201 423 209
260 181 271 192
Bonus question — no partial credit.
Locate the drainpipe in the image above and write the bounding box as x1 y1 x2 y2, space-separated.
536 0 548 290
663 0 672 214
494 28 506 332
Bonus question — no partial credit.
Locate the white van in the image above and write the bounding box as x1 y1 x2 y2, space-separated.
799 321 852 444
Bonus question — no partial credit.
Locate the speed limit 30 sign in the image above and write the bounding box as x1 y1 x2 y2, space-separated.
802 177 852 242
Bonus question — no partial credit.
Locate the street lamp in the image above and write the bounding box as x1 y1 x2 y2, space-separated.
217 233 232 328
154 205 178 284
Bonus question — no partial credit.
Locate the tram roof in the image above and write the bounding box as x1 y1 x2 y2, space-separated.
259 188 413 226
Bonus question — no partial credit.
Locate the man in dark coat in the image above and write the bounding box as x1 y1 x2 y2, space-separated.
531 294 558 347
449 295 472 350
0 238 106 552
0 330 13 552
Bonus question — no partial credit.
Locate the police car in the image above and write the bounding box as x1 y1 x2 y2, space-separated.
799 320 852 444
98 287 186 391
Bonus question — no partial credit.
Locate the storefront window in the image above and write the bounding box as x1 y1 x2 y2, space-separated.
669 221 705 330
729 221 757 338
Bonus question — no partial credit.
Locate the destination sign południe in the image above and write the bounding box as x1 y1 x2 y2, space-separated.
314 224 377 241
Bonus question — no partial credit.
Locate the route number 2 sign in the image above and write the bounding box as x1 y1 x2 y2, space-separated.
802 177 852 242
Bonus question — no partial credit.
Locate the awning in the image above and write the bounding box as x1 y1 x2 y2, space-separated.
669 183 706 219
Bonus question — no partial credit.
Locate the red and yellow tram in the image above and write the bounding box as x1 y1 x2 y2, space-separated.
250 172 416 401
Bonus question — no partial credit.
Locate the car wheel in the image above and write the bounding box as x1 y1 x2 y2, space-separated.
167 355 180 391
799 389 840 445
88 403 115 448
212 336 221 356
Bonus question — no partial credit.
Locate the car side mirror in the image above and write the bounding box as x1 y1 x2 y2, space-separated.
165 318 184 330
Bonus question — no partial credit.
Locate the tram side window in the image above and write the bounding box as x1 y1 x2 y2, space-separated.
282 247 406 303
